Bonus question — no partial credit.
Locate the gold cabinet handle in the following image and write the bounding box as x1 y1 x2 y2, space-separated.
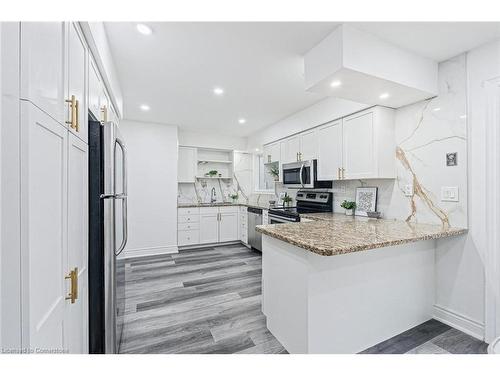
100 105 108 124
65 95 77 130
65 267 78 304
75 99 80 132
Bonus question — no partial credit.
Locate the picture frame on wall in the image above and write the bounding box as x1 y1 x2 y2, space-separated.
355 187 378 217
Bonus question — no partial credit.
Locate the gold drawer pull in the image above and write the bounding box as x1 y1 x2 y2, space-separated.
65 267 78 304
65 95 77 130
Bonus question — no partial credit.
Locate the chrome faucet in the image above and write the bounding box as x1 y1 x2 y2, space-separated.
210 187 217 203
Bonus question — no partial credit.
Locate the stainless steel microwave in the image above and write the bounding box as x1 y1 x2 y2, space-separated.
281 159 332 189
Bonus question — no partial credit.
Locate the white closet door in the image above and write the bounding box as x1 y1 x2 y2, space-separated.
21 101 67 351
64 133 89 353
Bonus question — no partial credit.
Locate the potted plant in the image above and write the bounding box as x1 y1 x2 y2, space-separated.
282 195 293 208
268 165 280 181
205 170 218 178
229 193 239 203
341 200 356 216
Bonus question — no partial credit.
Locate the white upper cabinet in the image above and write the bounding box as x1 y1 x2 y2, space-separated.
88 56 101 121
299 129 318 160
67 22 88 143
21 22 65 124
283 135 301 164
263 142 281 164
342 107 395 180
317 121 342 181
178 147 197 183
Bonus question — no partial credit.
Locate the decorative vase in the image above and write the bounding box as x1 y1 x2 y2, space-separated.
345 209 353 216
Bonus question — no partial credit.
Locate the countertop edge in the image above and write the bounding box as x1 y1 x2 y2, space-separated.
256 224 467 256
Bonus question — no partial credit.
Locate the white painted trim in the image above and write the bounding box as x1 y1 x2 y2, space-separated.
121 245 178 259
178 241 243 251
483 77 500 343
433 304 485 340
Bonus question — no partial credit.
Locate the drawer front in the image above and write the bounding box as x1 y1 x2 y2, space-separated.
240 213 247 223
178 230 200 246
199 207 219 214
240 232 248 244
239 206 248 214
178 207 200 216
219 206 238 213
178 222 200 231
178 214 200 223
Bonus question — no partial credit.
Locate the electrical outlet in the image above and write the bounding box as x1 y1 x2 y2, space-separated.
403 184 413 197
441 186 459 202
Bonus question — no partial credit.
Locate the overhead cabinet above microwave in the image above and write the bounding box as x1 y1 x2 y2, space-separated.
317 106 395 180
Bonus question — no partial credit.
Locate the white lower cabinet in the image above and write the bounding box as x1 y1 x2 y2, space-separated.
177 205 241 246
199 208 219 244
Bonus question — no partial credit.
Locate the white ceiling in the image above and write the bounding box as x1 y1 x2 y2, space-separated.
105 22 500 137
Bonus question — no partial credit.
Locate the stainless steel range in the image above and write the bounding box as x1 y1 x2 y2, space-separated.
268 190 333 224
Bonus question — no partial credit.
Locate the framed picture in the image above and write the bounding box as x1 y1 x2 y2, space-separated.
355 187 378 217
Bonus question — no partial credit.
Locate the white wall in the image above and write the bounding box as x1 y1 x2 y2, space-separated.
178 129 247 151
119 120 179 257
247 96 369 150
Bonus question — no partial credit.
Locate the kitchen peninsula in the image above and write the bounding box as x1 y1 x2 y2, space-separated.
256 214 466 353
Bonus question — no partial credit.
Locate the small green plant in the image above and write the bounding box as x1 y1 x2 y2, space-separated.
229 193 239 201
282 195 293 206
341 200 356 210
205 170 218 177
268 165 280 179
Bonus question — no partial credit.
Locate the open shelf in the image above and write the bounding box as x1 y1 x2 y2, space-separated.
197 159 233 164
196 176 233 180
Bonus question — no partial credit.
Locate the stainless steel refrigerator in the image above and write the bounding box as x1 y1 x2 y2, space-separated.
89 120 128 354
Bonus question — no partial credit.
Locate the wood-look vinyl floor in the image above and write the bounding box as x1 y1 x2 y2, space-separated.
119 244 488 354
119 244 287 354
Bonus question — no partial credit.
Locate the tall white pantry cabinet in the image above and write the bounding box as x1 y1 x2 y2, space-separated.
1 22 118 353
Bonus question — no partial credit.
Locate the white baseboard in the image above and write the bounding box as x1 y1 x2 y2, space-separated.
433 304 485 340
120 245 179 259
178 241 243 250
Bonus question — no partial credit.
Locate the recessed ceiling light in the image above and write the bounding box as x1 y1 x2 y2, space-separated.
379 92 390 100
460 114 467 119
255 148 260 152
433 107 441 112
140 104 150 111
330 80 342 88
136 24 153 35
238 118 246 124
213 87 224 96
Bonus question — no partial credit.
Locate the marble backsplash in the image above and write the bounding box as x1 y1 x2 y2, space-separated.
178 53 467 228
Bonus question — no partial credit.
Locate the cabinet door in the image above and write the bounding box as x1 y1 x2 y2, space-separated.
219 212 238 242
20 22 65 124
67 22 87 143
285 136 300 163
317 121 343 180
270 142 281 163
88 57 101 121
178 147 197 183
199 214 219 244
263 145 272 164
21 102 67 350
65 133 88 353
300 130 318 160
342 111 375 179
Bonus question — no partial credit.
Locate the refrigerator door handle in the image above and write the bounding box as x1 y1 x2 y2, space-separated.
115 137 128 256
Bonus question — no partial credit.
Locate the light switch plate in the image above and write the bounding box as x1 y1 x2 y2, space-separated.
441 186 459 202
403 184 413 197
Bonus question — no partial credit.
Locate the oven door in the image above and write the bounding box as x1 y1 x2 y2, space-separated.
268 213 300 224
282 161 313 188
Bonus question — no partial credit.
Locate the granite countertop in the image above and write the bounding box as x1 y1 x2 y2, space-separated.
256 213 467 256
178 202 271 210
